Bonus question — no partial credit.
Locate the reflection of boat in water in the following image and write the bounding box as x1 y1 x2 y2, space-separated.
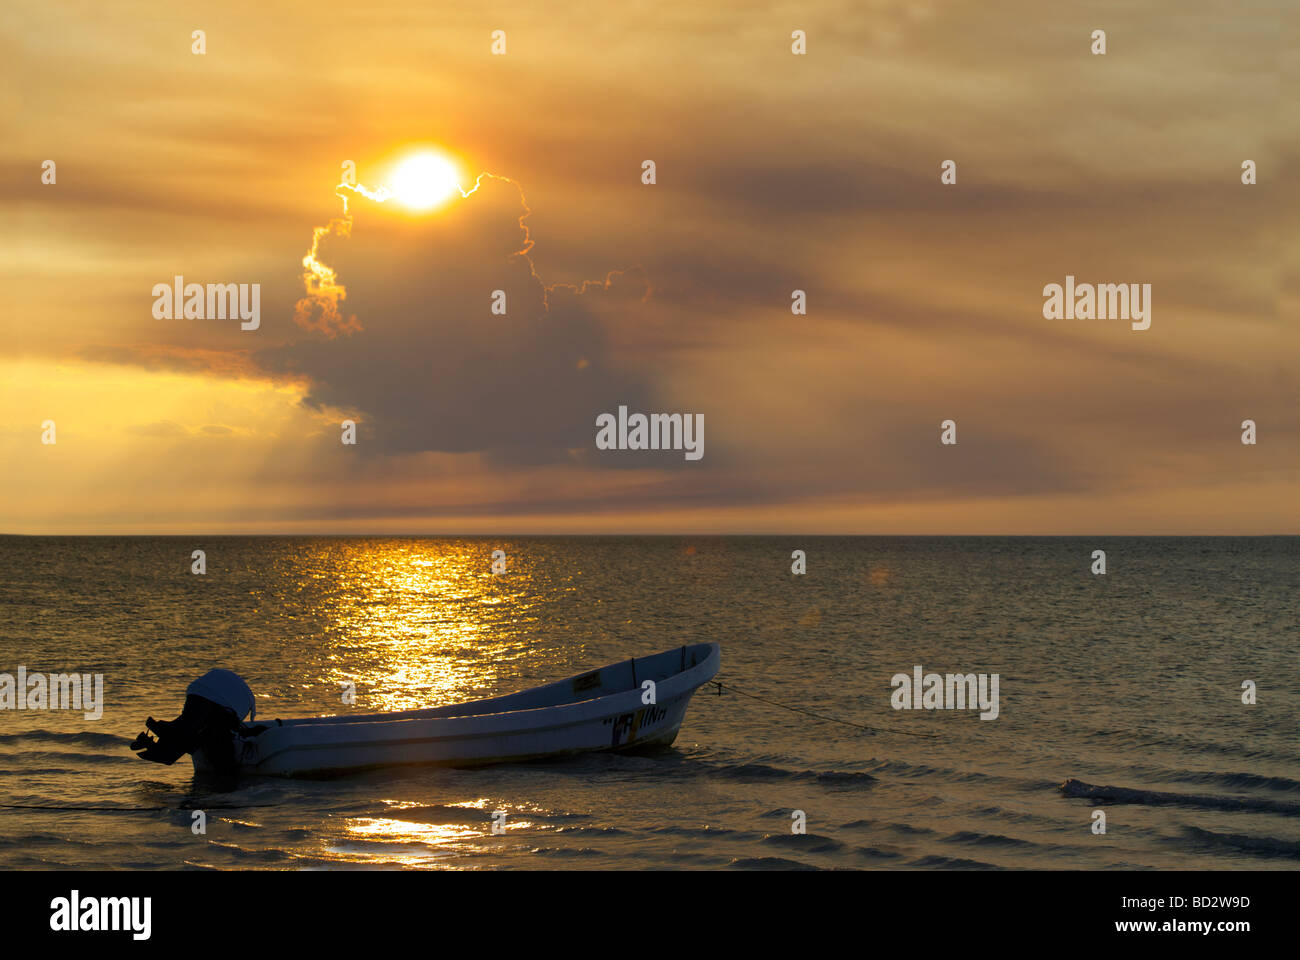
135 645 720 778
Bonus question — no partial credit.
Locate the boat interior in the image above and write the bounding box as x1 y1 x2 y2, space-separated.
273 642 718 727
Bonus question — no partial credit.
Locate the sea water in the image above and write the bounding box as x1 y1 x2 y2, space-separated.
0 536 1296 870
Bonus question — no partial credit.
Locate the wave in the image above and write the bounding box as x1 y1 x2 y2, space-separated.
941 830 1037 849
542 749 881 789
906 854 1003 869
1077 726 1296 766
864 758 1025 787
525 845 605 859
706 760 876 787
1165 770 1300 794
854 845 905 861
0 730 126 747
729 856 819 870
839 818 936 836
760 832 846 854
647 824 762 841
381 803 523 824
1060 777 1300 815
1180 826 1300 860
0 750 127 766
552 824 630 837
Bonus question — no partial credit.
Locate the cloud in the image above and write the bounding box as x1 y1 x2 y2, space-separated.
125 420 189 438
256 174 658 464
7 0 1295 533
78 344 264 379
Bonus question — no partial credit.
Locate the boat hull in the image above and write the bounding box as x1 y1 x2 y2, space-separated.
193 642 719 778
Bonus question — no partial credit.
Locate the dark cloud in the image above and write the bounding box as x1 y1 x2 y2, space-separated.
255 177 659 463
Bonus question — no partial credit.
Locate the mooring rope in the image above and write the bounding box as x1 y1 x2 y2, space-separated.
708 678 939 740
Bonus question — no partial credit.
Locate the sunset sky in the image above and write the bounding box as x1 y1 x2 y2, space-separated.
6 1 1296 534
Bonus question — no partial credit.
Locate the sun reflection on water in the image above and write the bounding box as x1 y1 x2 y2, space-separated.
332 800 535 866
303 541 543 713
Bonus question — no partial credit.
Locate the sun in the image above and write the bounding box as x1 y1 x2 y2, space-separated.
386 151 462 211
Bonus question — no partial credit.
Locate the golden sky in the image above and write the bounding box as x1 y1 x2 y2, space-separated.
5 1 1296 533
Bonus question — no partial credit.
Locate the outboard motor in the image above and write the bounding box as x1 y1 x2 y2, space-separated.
130 669 261 776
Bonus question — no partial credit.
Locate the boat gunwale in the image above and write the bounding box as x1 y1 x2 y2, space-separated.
264 642 719 732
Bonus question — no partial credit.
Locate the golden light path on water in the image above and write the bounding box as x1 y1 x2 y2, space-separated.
310 541 547 713
335 801 539 867
275 540 566 865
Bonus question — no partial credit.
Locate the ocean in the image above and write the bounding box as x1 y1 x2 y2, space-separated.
1 535 1296 870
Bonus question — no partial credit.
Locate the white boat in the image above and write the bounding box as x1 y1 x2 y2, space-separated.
194 643 720 778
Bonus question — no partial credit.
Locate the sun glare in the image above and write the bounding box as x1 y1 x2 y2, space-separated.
387 151 462 211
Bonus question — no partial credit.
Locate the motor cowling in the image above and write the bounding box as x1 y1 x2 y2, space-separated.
130 670 256 776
